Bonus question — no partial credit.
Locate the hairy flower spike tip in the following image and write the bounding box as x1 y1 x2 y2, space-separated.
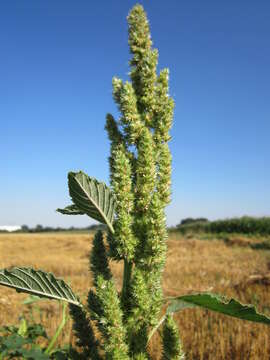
106 230 122 260
90 230 112 287
105 113 127 185
105 113 124 144
128 5 158 119
153 69 174 143
87 290 104 321
162 315 185 360
128 5 152 54
69 304 101 360
112 77 123 105
112 78 143 144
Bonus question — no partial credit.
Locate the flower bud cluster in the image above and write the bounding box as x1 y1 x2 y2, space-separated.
162 315 185 360
93 276 129 359
135 127 156 214
88 232 129 358
156 142 172 206
111 144 136 261
112 78 142 144
90 230 112 287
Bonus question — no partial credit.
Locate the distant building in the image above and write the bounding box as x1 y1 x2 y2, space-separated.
0 225 21 232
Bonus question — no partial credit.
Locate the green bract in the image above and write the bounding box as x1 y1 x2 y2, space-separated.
0 4 269 359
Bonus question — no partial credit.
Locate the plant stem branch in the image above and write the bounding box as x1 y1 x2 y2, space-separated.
45 301 68 354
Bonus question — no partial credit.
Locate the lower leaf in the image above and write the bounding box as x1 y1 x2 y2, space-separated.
166 292 270 325
0 267 81 307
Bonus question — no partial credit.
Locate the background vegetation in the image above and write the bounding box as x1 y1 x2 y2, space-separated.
175 216 270 235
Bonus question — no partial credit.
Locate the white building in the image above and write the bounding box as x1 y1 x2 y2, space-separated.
0 225 22 232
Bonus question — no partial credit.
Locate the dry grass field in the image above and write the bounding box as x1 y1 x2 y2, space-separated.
0 232 270 359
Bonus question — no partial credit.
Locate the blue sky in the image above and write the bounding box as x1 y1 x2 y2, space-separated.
1 0 269 227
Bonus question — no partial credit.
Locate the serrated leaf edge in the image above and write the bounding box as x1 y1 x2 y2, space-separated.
0 267 81 307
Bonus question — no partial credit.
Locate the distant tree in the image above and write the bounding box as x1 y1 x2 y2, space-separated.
35 224 43 232
21 225 29 232
179 218 208 226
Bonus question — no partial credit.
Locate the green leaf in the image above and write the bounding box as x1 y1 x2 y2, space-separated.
21 348 50 360
166 292 270 325
68 171 116 233
56 204 85 215
2 334 30 349
0 267 81 307
26 324 48 340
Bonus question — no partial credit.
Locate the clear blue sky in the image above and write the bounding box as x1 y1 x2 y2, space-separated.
1 0 269 228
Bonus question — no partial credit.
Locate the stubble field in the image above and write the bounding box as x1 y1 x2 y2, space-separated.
0 232 270 359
